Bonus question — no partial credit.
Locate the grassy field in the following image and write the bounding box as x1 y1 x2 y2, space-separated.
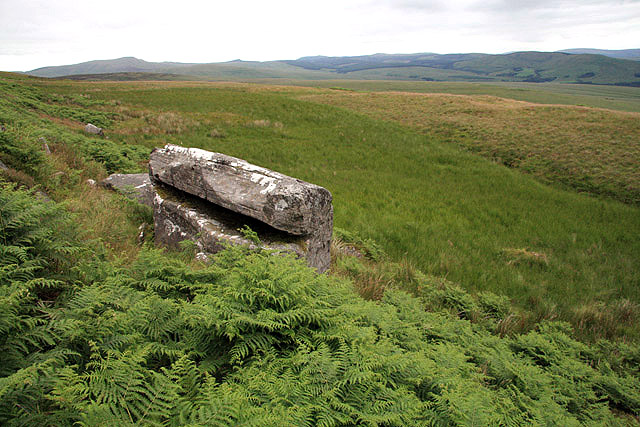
298 90 640 204
246 79 640 113
18 75 640 341
3 73 640 424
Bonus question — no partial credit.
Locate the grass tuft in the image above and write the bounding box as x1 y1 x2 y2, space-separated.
502 247 549 266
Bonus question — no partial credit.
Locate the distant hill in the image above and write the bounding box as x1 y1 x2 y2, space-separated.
28 57 195 78
26 52 640 86
284 52 640 85
560 48 640 61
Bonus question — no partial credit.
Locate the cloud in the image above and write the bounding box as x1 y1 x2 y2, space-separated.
1 0 639 71
473 0 640 13
364 0 448 12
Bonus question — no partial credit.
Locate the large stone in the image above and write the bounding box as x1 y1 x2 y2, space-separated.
153 182 330 272
101 173 154 207
149 144 332 236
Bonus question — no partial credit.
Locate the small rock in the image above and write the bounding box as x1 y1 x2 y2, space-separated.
35 190 51 202
101 173 154 207
39 137 51 155
86 179 97 186
137 223 149 245
0 159 8 171
84 123 104 137
195 252 211 263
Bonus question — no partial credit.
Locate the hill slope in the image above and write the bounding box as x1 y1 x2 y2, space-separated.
26 52 640 85
28 56 195 78
560 48 640 61
0 73 639 424
286 51 640 85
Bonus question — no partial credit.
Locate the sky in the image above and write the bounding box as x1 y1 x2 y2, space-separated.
1 0 639 71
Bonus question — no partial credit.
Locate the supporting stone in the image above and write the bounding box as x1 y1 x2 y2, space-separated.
153 183 331 269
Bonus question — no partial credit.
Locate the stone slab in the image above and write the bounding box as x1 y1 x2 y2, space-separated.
149 144 332 236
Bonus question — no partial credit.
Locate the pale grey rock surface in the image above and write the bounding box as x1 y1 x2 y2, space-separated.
101 173 154 207
100 146 333 272
84 123 104 136
149 145 333 272
149 144 332 236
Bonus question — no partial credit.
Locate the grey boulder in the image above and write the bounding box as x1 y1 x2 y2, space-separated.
149 145 333 272
153 183 331 270
84 123 104 136
149 144 332 236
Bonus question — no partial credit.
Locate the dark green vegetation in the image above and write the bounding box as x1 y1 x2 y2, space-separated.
560 49 640 61
27 51 640 86
2 184 640 425
1 72 639 424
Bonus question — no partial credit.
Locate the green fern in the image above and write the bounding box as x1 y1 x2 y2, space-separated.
1 180 639 425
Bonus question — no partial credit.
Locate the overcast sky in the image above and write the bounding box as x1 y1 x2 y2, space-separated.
1 0 639 71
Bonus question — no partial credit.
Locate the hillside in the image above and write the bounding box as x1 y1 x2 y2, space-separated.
1 73 639 425
3 71 639 338
25 51 640 85
560 48 640 61
28 56 195 78
286 52 640 85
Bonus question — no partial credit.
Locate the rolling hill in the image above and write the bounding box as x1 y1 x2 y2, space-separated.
1 71 639 425
25 51 640 85
560 48 640 61
27 56 196 78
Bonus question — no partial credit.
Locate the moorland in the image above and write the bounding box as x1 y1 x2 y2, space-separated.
1 70 639 425
26 50 640 86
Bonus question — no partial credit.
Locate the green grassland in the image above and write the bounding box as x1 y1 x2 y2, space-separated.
63 75 640 113
14 75 639 343
298 90 640 204
244 79 640 113
2 72 640 425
